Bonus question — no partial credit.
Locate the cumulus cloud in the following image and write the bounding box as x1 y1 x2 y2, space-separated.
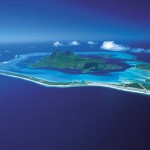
69 41 80 46
88 41 97 45
100 41 150 53
53 41 63 47
101 41 130 51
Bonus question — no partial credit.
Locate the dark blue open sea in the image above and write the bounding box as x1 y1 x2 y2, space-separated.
0 76 150 150
0 42 150 150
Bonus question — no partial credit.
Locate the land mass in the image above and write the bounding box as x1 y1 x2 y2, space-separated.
136 63 150 72
0 70 149 95
0 51 149 96
32 50 122 73
123 82 150 90
146 79 150 82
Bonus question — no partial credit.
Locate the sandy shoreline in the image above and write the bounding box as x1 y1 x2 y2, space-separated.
0 70 149 96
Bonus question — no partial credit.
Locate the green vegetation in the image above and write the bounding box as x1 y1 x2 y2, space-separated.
146 79 150 82
32 50 121 73
124 83 143 89
0 70 150 94
124 82 150 91
0 71 87 86
136 63 150 71
142 84 150 90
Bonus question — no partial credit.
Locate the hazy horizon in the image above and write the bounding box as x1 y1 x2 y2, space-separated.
0 0 149 43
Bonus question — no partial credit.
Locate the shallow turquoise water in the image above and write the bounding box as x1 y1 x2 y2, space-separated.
0 51 149 86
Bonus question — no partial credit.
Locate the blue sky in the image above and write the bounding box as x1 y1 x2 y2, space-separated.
0 0 149 43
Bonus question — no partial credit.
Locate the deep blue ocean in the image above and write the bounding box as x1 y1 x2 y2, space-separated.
0 42 150 150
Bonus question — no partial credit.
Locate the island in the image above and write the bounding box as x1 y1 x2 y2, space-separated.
32 50 122 73
136 63 150 72
0 50 149 96
123 82 150 90
146 79 150 82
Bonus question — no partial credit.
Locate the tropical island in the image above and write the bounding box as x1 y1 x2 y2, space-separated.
136 63 150 72
123 82 150 90
146 79 150 82
32 50 122 73
0 50 149 96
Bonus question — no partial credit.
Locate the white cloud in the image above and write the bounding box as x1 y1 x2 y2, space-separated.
88 41 97 45
69 41 80 46
101 41 130 51
130 48 150 53
53 41 63 47
130 48 145 53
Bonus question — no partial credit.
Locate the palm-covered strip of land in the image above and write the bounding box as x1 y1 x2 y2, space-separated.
124 82 150 90
146 79 150 82
136 63 150 71
0 70 88 86
32 50 122 73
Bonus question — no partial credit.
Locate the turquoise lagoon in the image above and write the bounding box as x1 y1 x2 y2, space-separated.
0 50 149 95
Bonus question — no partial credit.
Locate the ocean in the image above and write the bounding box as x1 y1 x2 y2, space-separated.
0 42 150 150
0 75 150 150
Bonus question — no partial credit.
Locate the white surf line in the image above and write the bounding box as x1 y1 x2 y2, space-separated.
0 70 149 96
139 83 148 93
87 82 150 96
0 71 79 88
